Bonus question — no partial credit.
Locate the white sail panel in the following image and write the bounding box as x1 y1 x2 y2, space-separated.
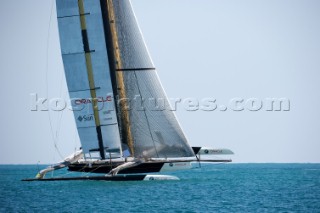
58 16 83 54
83 0 101 14
101 125 122 152
89 52 113 92
62 54 90 91
56 0 79 18
77 127 100 156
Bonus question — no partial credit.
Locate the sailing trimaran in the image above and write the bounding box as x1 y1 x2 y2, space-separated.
24 0 233 181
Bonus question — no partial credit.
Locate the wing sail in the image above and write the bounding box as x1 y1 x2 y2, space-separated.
56 0 122 159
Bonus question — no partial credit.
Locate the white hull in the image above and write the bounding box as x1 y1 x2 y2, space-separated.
143 175 180 181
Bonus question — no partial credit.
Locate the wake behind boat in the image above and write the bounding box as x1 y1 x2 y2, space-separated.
24 0 233 182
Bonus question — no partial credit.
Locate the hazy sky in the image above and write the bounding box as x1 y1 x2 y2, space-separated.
1 0 320 164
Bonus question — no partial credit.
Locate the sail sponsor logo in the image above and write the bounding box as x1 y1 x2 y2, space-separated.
101 111 113 121
169 163 187 167
77 113 113 122
74 96 112 105
29 93 117 112
77 114 94 122
173 163 188 167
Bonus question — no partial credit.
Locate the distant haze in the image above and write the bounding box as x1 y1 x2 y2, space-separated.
0 0 319 164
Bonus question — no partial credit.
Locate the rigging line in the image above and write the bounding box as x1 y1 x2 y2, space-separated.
48 168 78 179
55 92 67 141
55 168 83 178
45 0 64 160
74 126 78 150
55 69 65 128
55 109 65 142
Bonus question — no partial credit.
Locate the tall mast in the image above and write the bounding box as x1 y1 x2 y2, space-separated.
100 0 135 156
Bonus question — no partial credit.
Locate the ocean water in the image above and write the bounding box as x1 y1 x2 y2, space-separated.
0 164 319 213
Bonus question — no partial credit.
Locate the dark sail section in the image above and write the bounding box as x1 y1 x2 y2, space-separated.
102 0 195 158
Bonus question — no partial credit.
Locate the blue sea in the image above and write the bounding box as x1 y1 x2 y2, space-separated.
0 164 319 213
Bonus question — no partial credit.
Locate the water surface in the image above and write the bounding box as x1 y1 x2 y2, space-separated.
0 164 319 212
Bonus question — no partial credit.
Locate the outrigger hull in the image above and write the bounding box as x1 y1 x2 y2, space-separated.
22 174 179 182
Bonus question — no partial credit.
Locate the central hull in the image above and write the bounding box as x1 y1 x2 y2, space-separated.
68 161 192 174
